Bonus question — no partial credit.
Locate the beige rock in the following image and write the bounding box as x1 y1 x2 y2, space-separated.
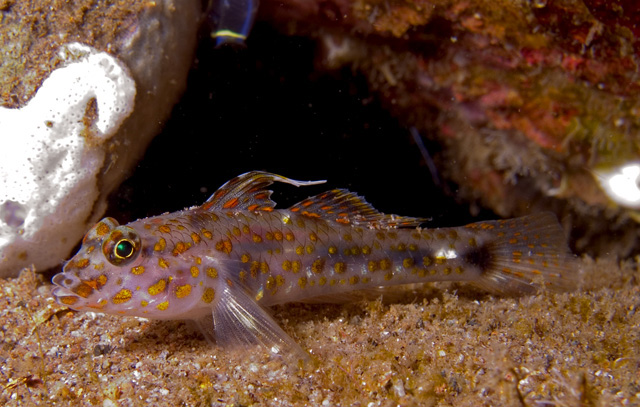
0 0 201 277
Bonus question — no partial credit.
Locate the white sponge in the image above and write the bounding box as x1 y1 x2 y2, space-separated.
0 43 136 277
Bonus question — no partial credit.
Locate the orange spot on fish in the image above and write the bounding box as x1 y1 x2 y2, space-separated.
82 278 101 290
112 288 133 304
312 259 325 274
215 239 233 254
75 258 90 269
154 238 166 251
172 242 189 256
223 198 239 209
73 283 94 298
96 222 110 236
87 301 107 310
59 296 78 305
175 284 192 299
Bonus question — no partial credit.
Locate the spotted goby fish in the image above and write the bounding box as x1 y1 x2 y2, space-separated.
52 171 577 359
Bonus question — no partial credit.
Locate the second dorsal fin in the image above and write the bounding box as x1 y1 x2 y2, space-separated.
201 171 326 212
289 189 428 228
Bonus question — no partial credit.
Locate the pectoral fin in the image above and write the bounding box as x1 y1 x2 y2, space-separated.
196 283 309 362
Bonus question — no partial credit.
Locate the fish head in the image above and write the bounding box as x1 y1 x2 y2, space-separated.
53 215 223 319
52 217 147 314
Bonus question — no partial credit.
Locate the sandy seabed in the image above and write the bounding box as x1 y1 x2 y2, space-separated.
1 256 638 406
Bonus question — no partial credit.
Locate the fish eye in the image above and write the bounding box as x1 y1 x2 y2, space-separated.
114 239 135 259
102 226 141 266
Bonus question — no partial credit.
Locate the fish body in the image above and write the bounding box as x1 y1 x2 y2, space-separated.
52 172 576 358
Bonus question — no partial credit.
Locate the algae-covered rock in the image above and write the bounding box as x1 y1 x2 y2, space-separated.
261 0 640 256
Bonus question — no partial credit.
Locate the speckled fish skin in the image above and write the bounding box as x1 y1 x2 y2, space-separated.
52 171 577 358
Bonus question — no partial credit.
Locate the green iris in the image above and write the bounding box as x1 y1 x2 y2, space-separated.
114 239 135 259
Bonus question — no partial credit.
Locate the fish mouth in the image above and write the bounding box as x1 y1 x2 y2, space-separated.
51 285 81 306
52 272 101 297
51 285 107 310
52 273 106 309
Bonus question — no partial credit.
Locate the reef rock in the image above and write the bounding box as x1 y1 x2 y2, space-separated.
0 0 201 276
261 0 640 256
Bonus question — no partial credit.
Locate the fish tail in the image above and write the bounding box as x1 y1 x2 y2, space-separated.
464 213 579 295
209 0 259 46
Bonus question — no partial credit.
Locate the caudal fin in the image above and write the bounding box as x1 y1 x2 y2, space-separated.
209 0 259 47
464 213 579 295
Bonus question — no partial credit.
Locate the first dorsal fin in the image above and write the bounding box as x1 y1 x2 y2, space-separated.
201 171 326 212
289 189 429 228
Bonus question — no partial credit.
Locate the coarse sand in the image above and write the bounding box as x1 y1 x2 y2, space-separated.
1 256 639 406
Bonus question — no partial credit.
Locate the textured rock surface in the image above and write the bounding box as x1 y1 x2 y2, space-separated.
260 0 640 257
0 0 201 277
0 43 136 279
